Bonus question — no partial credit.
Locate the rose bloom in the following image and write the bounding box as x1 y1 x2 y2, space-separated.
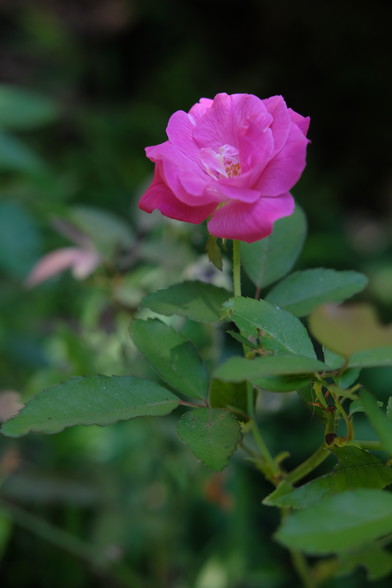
139 93 309 243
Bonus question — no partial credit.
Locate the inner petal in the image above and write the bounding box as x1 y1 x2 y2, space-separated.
200 144 241 180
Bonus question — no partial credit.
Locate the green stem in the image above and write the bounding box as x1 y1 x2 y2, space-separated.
232 239 280 483
347 440 383 451
232 240 242 297
285 445 330 486
290 548 317 588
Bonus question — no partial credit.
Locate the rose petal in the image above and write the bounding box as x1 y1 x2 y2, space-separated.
139 167 216 223
255 123 309 196
147 140 217 206
188 97 213 121
263 95 291 154
288 108 311 135
207 192 295 243
193 93 270 151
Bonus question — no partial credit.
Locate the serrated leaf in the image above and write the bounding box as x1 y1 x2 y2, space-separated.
205 235 223 271
241 204 306 290
275 489 392 554
141 281 231 322
214 355 328 383
222 297 316 358
264 447 392 509
0 84 59 130
210 379 248 414
360 390 392 454
177 408 242 471
309 303 392 356
1 376 180 437
265 268 368 317
130 318 208 400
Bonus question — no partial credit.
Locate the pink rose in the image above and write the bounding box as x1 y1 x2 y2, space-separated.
139 93 310 243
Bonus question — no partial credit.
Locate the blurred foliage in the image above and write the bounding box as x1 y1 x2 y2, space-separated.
0 0 391 586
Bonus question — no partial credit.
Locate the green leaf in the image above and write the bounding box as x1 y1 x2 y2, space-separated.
214 355 328 383
264 447 392 509
0 201 42 278
141 281 231 322
275 489 392 554
360 390 392 454
222 297 316 358
130 318 208 400
387 397 392 420
205 235 223 271
254 375 311 392
210 379 248 414
0 131 45 173
177 408 242 471
1 376 180 437
348 346 392 368
265 269 368 317
68 206 134 255
336 543 392 581
0 84 59 130
241 204 306 290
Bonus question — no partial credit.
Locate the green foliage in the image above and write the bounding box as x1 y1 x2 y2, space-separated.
336 543 392 581
141 281 231 322
68 206 134 256
360 390 392 454
222 296 317 358
264 447 392 508
210 379 248 414
275 489 392 554
130 318 209 400
241 204 306 290
265 268 368 317
0 201 42 278
1 376 180 436
177 408 242 471
349 346 392 368
214 355 328 383
0 131 45 173
0 84 59 130
205 235 223 271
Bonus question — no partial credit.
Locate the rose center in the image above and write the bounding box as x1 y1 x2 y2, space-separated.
200 144 241 180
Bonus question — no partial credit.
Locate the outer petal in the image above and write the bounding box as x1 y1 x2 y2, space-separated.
255 123 309 196
166 110 199 158
207 193 295 243
188 97 213 121
288 108 310 135
263 95 291 154
146 141 216 206
138 166 216 224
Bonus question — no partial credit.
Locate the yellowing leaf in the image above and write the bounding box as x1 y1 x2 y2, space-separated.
309 303 392 356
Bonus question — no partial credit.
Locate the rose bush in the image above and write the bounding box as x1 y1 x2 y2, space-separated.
139 93 310 243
